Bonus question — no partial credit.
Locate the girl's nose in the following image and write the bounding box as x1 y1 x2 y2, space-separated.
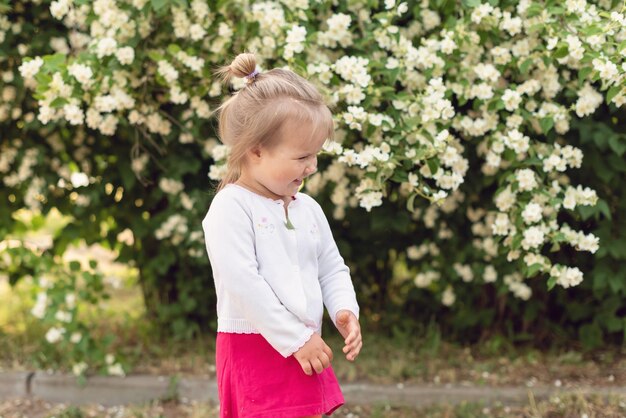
304 157 317 176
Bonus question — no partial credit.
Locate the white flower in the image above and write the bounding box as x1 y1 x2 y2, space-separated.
18 57 44 79
65 293 76 309
108 363 125 376
70 172 89 187
500 12 522 36
483 265 498 283
495 187 516 211
515 168 537 191
284 25 306 59
432 190 448 203
115 47 135 65
575 83 603 117
31 292 48 319
441 286 455 306
522 226 545 250
492 213 510 236
45 327 66 344
454 263 474 282
474 63 500 83
334 56 371 88
72 362 88 376
157 60 179 84
208 164 228 181
189 23 206 41
55 310 72 322
414 271 439 288
63 104 84 125
68 63 93 86
552 265 584 288
501 89 522 111
50 0 71 20
159 178 184 194
359 191 383 212
522 202 543 224
96 37 117 58
70 332 82 344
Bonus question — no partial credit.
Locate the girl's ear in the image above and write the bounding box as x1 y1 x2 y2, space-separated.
247 146 262 162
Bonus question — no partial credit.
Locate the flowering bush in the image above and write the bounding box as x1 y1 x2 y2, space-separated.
2 0 626 372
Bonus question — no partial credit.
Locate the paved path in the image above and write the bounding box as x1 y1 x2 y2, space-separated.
1 372 625 407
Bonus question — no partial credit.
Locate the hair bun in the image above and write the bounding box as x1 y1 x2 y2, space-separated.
216 52 257 83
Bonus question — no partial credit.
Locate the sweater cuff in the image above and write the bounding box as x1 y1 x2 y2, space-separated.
280 328 316 358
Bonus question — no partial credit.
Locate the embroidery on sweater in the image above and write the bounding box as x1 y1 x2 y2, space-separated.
256 216 275 235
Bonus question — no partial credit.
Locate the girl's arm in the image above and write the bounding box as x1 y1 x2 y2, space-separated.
312 202 360 327
203 193 314 358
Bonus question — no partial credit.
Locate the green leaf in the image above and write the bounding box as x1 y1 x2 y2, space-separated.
553 47 569 59
151 0 169 11
462 0 481 7
519 58 533 74
49 97 69 108
43 53 67 71
526 263 543 278
407 193 418 213
540 117 554 134
167 44 181 55
578 67 593 84
548 6 565 14
606 85 622 105
147 51 164 62
579 323 603 349
426 157 440 175
596 199 611 220
547 276 557 291
608 135 626 157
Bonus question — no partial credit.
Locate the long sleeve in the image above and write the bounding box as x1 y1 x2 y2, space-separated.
202 192 314 357
313 202 360 326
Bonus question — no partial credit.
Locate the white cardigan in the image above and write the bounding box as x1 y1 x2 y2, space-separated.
202 184 360 357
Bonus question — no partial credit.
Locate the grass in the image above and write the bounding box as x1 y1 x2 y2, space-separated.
1 271 626 388
1 393 626 417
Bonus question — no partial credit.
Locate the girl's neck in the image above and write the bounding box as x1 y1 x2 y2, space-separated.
235 174 292 207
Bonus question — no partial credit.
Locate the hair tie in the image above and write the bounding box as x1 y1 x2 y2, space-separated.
244 68 259 83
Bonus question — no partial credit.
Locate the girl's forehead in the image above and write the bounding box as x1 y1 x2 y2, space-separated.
278 119 327 150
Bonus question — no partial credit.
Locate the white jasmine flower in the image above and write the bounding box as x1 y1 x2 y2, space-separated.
159 177 184 194
45 327 66 344
522 202 543 224
483 265 498 283
522 226 545 250
157 60 179 84
189 23 206 41
515 169 537 192
492 213 511 236
96 37 117 58
72 362 88 376
68 63 93 86
115 47 135 65
63 104 84 125
108 363 125 376
18 57 44 79
441 286 455 306
501 89 522 111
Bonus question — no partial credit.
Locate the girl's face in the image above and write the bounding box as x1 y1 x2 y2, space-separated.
241 119 326 203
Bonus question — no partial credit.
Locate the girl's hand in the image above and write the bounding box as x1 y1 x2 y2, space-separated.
293 333 333 376
335 310 362 361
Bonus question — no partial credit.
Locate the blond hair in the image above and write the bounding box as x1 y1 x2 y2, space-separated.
213 53 334 191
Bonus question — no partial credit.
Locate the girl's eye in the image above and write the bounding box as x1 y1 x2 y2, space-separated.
298 155 309 160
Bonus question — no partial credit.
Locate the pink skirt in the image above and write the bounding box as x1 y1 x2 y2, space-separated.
216 332 345 417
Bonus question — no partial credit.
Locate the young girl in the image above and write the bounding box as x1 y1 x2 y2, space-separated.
202 53 362 418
